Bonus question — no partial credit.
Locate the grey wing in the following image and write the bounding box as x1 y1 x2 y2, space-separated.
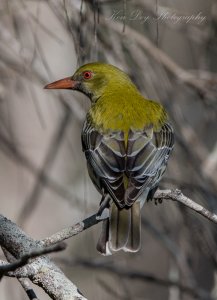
81 120 126 208
125 123 174 206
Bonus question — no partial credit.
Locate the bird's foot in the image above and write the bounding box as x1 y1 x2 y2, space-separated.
147 197 163 205
154 198 163 205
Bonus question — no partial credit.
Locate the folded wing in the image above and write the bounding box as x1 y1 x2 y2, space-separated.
125 123 174 206
82 120 174 208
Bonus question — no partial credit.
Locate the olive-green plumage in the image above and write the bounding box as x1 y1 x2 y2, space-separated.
45 62 174 255
74 63 167 135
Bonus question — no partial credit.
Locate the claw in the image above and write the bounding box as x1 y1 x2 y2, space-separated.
154 198 163 205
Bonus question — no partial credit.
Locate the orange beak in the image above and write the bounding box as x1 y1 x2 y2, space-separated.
44 77 78 90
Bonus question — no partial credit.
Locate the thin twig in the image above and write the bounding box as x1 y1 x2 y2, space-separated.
18 278 39 300
43 188 217 248
2 248 40 300
154 189 217 224
0 243 66 278
43 211 108 246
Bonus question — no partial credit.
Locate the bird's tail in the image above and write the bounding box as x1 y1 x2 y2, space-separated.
96 202 141 255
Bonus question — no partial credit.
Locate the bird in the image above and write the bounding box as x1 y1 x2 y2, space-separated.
44 62 174 255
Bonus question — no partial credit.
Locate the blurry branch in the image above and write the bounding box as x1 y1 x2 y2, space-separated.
136 0 209 40
167 106 217 194
176 119 208 162
0 132 76 203
26 9 64 43
154 189 217 224
100 16 217 103
0 27 46 85
0 243 66 278
96 278 128 300
203 141 217 185
0 25 86 120
163 179 217 267
167 99 209 169
17 105 72 226
141 217 196 287
162 177 217 204
71 259 213 300
190 69 217 84
0 215 87 300
18 278 39 300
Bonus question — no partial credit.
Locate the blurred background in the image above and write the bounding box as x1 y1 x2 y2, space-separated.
0 0 217 299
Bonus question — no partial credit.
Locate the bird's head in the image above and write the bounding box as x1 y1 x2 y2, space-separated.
44 62 135 102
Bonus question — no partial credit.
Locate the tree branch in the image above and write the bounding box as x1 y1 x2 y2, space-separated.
43 188 217 249
43 211 109 246
2 248 40 300
18 278 39 300
0 188 216 299
154 189 217 224
0 215 87 300
0 243 66 278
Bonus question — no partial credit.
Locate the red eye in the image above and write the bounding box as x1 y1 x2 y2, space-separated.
83 71 92 80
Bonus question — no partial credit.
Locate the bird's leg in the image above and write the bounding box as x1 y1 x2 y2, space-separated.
96 193 110 220
99 188 106 206
147 186 163 205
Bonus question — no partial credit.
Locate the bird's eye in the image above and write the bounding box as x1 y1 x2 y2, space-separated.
83 71 92 80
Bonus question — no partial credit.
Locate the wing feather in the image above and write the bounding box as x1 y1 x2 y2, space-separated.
125 123 174 205
82 119 174 208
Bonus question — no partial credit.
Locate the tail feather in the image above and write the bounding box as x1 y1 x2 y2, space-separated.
109 203 130 251
96 219 112 256
97 201 142 255
124 202 141 252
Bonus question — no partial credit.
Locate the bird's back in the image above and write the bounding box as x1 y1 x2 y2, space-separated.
88 90 167 139
82 95 174 208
